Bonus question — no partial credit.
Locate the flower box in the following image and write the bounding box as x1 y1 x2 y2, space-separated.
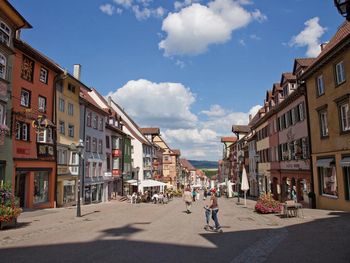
0 217 17 230
0 183 22 230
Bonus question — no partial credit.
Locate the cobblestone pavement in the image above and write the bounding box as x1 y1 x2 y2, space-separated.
0 195 349 263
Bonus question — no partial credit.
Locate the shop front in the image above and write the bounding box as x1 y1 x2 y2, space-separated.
14 163 55 209
84 183 103 204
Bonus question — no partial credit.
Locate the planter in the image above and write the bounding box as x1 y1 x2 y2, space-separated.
0 217 17 230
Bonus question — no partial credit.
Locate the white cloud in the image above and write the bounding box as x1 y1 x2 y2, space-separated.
239 39 246 46
107 79 197 129
174 0 201 11
289 17 327 57
132 5 152 20
100 4 115 15
113 0 133 8
107 79 261 161
250 34 261 40
175 59 186 68
159 0 267 56
201 104 226 117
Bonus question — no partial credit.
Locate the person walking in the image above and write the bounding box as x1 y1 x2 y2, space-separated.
192 188 197 202
209 188 221 231
183 186 193 214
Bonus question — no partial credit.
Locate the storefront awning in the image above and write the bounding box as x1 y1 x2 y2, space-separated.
316 158 335 168
340 157 350 167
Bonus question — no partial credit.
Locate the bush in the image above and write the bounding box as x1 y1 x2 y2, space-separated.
0 183 22 222
255 193 282 214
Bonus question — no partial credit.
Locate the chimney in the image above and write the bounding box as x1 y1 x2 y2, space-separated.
108 96 112 106
73 64 81 80
249 114 252 123
320 42 329 51
15 30 21 39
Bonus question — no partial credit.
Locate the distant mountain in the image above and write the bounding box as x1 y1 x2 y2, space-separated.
188 160 218 169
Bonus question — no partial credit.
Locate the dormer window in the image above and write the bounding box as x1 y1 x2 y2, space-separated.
283 86 289 97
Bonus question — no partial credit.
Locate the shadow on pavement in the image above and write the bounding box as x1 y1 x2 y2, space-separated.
0 212 349 263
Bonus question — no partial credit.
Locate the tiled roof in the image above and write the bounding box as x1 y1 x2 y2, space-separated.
80 87 109 115
302 21 350 78
281 72 296 84
295 58 315 67
232 125 251 134
140 128 160 135
172 149 181 156
180 158 196 170
221 137 237 143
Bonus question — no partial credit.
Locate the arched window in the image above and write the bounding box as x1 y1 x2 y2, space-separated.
0 53 6 79
0 21 11 46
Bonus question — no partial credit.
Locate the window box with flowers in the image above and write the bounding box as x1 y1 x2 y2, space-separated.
0 183 22 230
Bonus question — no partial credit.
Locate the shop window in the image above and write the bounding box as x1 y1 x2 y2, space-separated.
33 171 49 204
63 180 76 204
318 165 337 197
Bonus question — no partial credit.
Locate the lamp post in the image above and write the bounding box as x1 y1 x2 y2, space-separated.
334 0 350 21
69 139 84 217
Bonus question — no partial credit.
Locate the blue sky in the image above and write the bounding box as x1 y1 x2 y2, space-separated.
11 0 344 161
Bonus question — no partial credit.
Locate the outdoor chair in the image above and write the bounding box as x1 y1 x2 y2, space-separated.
283 200 303 218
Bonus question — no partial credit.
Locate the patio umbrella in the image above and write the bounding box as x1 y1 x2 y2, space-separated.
241 166 250 207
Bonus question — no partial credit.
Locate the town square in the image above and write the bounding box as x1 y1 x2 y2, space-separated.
1 0 350 262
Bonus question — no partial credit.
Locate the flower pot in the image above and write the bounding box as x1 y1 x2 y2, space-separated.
0 217 17 230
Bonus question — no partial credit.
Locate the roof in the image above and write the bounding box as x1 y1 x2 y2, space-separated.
14 39 63 74
302 21 350 79
180 158 196 170
140 127 160 135
220 137 237 143
80 87 109 115
280 72 296 86
171 149 181 156
0 1 32 29
232 125 251 134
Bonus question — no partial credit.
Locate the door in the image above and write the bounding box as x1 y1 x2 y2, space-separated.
15 172 27 208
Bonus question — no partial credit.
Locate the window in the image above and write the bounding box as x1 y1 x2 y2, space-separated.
39 67 48 84
291 108 296 125
0 53 6 79
20 89 30 107
298 103 305 121
316 75 325 96
93 115 98 129
283 86 288 97
106 136 110 149
59 121 65 135
33 171 49 204
0 21 11 46
92 163 97 177
112 137 120 149
92 138 97 153
37 127 53 143
335 61 346 85
339 102 350 132
87 112 92 127
15 122 30 141
21 55 34 82
86 162 90 177
68 83 76 93
319 166 337 197
0 103 5 125
319 110 328 137
57 149 67 165
59 98 65 112
98 139 103 153
86 136 91 152
344 166 350 200
68 103 74 116
38 96 46 112
98 163 102 177
302 137 309 159
106 154 111 172
99 118 103 131
113 158 120 169
68 124 74 137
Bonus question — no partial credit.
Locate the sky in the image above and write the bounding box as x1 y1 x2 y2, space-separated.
11 0 344 161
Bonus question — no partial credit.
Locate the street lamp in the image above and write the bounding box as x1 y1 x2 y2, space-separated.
69 139 84 217
334 0 350 20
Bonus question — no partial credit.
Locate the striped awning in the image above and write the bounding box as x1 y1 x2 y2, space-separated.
340 157 350 167
316 158 335 168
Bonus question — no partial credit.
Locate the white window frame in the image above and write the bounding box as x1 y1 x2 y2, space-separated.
320 111 329 137
38 96 46 112
68 103 74 116
59 98 65 112
20 89 30 107
319 165 338 197
0 21 11 46
316 75 325 96
336 61 346 85
340 102 350 132
22 123 28 141
37 127 53 143
0 103 5 125
0 53 6 79
39 67 48 84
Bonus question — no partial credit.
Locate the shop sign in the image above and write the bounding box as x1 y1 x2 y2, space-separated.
112 149 121 157
64 180 76 186
112 169 120 176
17 148 30 155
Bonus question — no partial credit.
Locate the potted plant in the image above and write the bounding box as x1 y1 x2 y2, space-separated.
255 192 282 214
0 183 22 230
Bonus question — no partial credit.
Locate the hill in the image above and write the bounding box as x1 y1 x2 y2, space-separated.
188 160 217 169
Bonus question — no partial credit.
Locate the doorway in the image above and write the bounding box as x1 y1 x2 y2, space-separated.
15 172 27 208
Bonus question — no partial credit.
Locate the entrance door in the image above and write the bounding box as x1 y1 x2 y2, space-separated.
15 172 27 207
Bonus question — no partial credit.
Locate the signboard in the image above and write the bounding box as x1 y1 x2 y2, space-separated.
112 149 121 157
112 169 121 176
64 180 76 186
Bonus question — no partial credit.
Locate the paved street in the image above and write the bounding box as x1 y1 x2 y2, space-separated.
0 196 349 263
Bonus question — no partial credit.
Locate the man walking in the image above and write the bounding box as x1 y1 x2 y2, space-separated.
183 186 193 214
